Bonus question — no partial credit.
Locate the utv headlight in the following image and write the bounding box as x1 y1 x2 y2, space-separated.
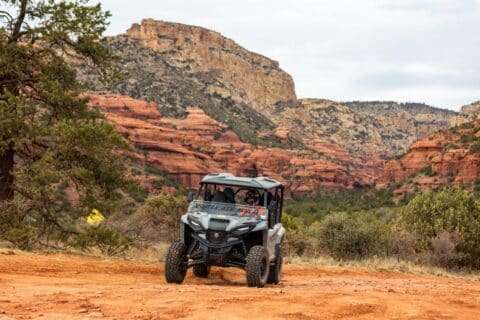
190 220 200 227
236 226 250 232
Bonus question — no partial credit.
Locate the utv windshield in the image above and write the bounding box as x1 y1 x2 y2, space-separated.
188 200 266 220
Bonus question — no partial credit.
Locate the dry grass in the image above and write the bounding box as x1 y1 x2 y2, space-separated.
286 255 480 280
3 242 479 281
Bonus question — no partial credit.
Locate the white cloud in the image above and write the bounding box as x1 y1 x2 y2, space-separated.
99 0 480 110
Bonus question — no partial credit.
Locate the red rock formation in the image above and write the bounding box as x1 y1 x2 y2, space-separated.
89 94 369 193
126 19 297 117
378 123 480 194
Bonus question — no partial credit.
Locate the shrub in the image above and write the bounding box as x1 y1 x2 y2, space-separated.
285 187 395 224
459 122 475 130
284 231 315 257
120 192 188 242
460 134 478 144
470 141 480 153
389 229 418 261
282 213 305 232
474 180 480 193
399 188 480 268
74 225 132 256
314 212 390 260
427 231 463 268
419 165 434 177
282 213 315 256
444 143 458 151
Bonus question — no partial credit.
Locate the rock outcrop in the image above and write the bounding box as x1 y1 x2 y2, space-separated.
126 19 297 117
461 101 480 119
378 121 480 196
343 101 465 157
90 94 365 192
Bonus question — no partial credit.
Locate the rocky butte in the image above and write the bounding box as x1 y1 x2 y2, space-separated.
80 19 467 193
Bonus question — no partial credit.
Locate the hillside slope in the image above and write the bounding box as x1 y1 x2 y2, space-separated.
378 121 480 195
80 19 464 191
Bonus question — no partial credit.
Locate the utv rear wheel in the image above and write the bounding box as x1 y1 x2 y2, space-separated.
165 240 187 284
267 250 283 284
193 264 210 278
246 246 269 288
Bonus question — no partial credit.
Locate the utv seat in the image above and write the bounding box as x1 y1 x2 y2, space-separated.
212 190 227 203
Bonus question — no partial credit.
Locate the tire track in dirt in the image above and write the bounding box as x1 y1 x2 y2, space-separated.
0 252 480 319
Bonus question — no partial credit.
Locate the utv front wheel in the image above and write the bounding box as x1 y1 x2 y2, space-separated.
246 246 269 288
193 263 210 278
165 240 187 284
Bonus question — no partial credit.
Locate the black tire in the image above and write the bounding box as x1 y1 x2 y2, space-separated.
245 245 269 288
193 263 210 278
165 240 187 284
267 250 283 284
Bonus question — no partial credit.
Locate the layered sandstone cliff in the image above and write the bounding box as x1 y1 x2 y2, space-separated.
126 19 297 117
378 122 480 195
89 94 363 192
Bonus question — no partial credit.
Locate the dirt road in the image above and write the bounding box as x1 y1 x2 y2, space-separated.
0 252 480 320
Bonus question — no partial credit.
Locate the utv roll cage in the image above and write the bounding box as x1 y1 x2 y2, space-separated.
191 173 285 227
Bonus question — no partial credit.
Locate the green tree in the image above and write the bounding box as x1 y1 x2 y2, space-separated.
315 212 390 260
400 188 480 268
0 1 126 246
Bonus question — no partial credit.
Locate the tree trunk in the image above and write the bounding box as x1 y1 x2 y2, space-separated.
0 145 14 201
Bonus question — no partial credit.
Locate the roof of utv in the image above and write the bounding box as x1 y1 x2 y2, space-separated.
201 173 282 189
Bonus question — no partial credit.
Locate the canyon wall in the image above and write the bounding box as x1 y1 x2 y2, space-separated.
80 20 470 193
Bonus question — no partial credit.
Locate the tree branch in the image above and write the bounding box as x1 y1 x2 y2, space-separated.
10 0 28 43
0 10 14 24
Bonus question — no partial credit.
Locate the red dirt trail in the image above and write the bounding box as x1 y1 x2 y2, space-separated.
0 252 480 319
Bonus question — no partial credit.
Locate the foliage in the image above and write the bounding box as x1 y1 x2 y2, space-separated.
314 212 390 260
460 134 479 144
0 0 132 249
427 231 463 268
73 224 132 256
399 188 480 268
459 122 475 130
285 188 395 225
419 165 434 177
119 192 188 242
470 141 480 153
444 143 458 151
144 164 183 190
474 180 480 193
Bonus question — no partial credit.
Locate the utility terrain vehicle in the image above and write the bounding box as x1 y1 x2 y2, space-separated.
165 173 285 287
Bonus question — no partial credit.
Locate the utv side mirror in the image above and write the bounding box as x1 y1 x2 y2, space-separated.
187 190 195 203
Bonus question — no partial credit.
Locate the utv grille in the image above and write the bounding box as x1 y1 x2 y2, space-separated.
207 230 226 244
209 218 229 231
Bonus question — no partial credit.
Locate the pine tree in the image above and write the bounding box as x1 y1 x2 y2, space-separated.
0 1 128 246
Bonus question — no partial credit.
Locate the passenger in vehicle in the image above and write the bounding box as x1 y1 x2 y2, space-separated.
224 188 235 204
244 190 259 206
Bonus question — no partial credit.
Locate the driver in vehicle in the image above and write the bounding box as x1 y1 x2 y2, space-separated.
244 190 259 206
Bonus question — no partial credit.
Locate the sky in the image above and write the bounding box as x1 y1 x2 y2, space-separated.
100 0 480 110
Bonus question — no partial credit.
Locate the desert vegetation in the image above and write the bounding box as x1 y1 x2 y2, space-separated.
283 187 480 271
2 1 480 278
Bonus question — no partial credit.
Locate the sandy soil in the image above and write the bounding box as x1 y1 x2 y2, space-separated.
0 252 480 319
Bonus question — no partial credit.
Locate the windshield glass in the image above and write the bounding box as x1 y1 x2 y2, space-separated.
188 200 266 220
